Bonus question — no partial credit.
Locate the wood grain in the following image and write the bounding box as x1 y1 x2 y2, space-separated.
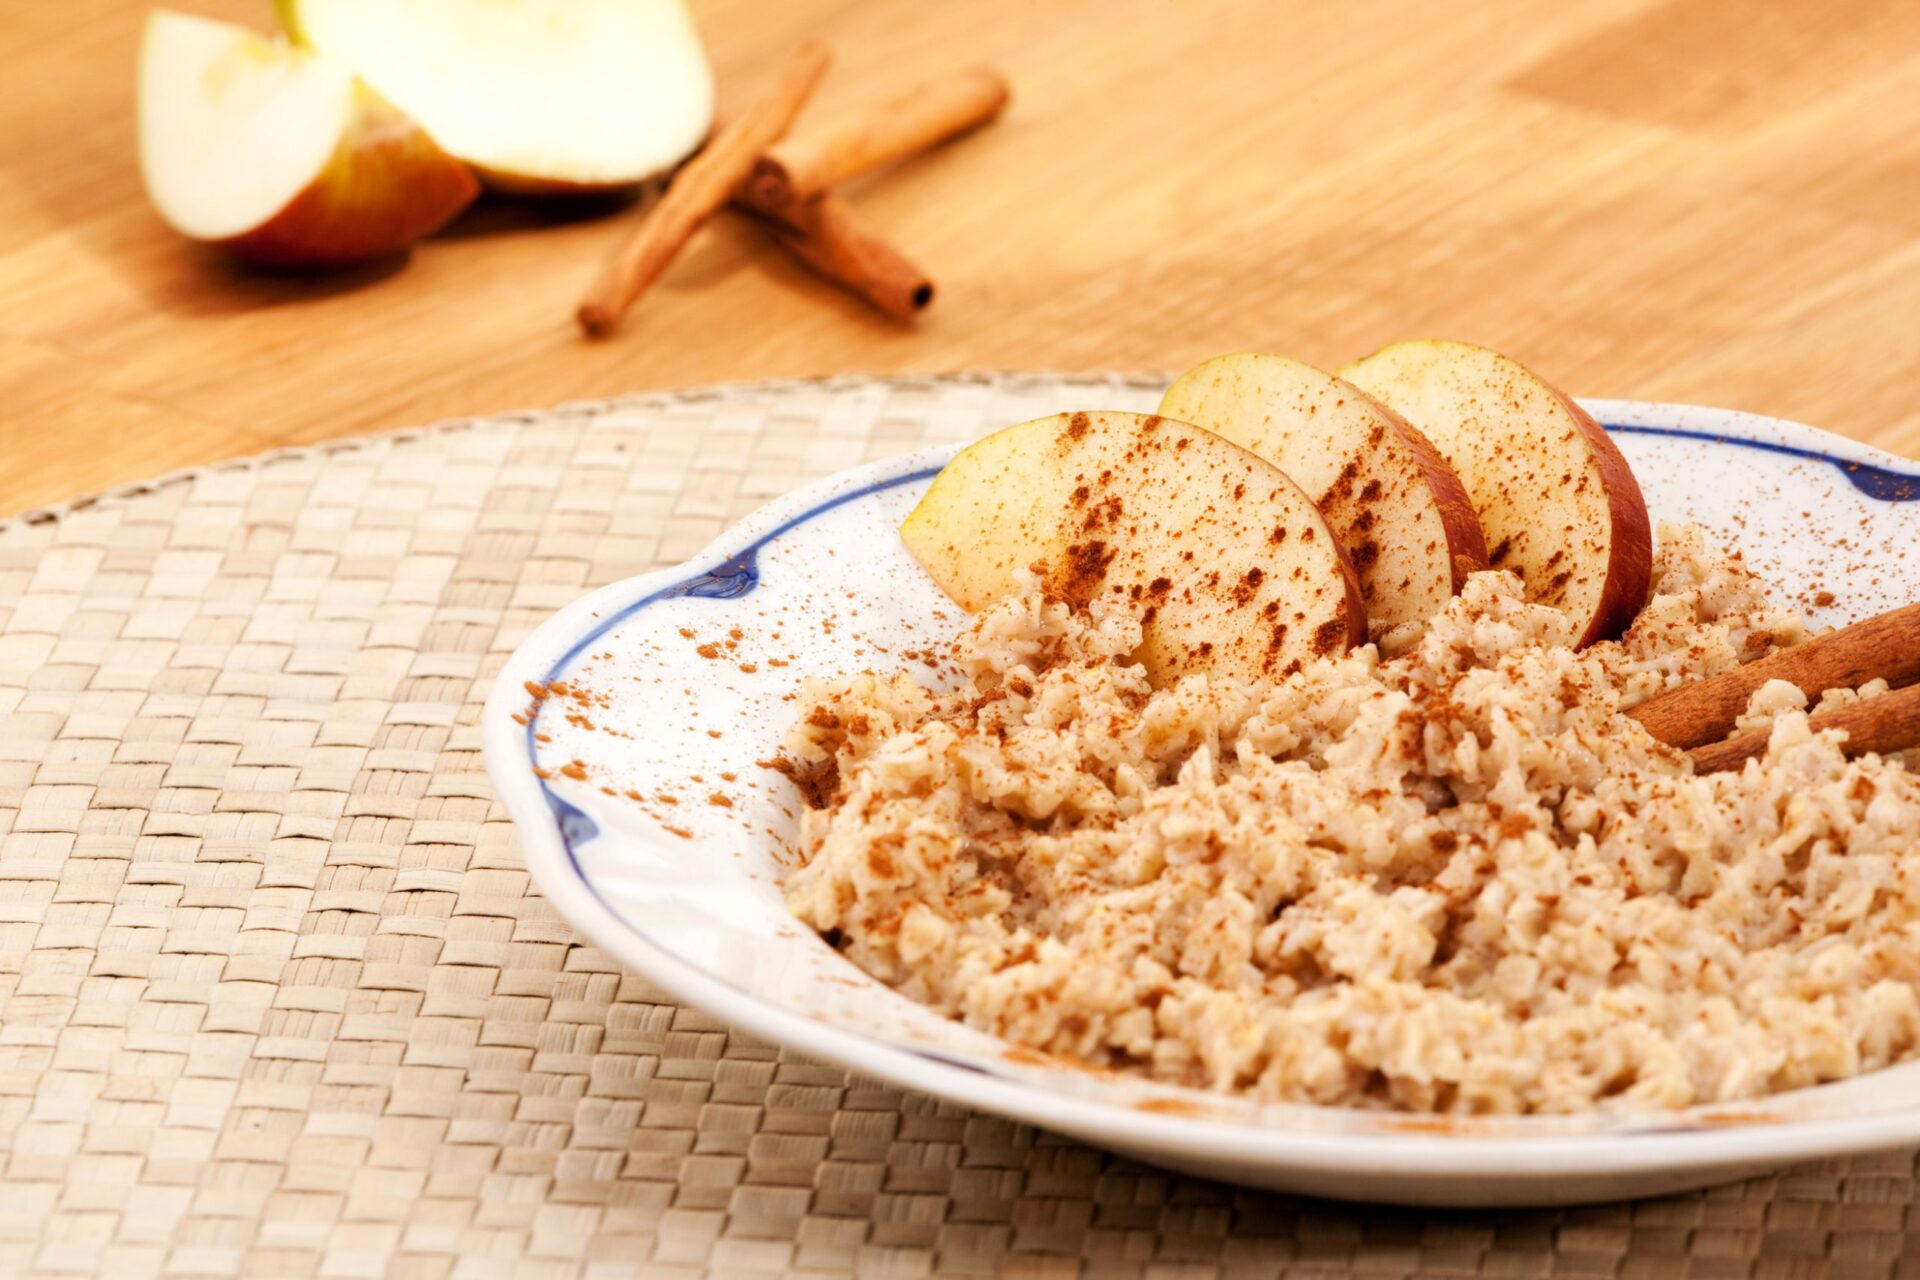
3 0 1919 516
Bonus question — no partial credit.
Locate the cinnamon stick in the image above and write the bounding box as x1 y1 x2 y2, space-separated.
578 43 831 337
1629 602 1920 749
731 185 932 321
1690 681 1920 773
749 67 1009 204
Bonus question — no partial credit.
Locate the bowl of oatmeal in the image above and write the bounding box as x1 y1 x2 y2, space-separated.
487 373 1920 1204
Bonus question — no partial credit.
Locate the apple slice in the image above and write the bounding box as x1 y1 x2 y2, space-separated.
1338 340 1652 647
900 411 1366 683
138 11 478 266
278 0 714 195
1159 353 1487 637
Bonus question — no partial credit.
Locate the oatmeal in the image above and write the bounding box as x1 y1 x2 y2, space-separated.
781 526 1920 1114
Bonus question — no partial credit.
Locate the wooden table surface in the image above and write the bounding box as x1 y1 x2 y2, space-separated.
5 0 1920 518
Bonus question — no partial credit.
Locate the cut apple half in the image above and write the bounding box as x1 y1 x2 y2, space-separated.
1159 353 1487 638
139 10 478 266
278 0 714 195
1338 340 1653 647
900 410 1366 684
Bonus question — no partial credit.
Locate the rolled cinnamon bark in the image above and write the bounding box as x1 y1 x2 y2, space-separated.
1630 602 1920 749
1690 680 1920 773
578 43 831 337
731 185 932 322
749 67 1009 204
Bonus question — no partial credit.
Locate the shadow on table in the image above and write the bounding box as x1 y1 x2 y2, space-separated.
433 188 645 240
147 189 648 316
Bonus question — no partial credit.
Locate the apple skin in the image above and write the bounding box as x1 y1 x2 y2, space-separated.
1160 353 1488 635
1339 339 1653 648
1332 390 1489 593
221 81 479 267
1545 389 1654 647
1388 404 1492 594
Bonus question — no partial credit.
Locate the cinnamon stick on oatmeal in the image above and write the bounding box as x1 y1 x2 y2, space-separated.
578 42 831 337
732 186 933 321
1690 680 1920 773
1630 601 1920 749
749 67 1010 204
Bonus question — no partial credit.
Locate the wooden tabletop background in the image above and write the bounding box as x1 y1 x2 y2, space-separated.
5 0 1920 518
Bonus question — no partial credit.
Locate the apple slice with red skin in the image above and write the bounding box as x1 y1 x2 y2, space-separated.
1338 340 1653 647
139 10 478 267
1160 353 1488 638
900 410 1366 685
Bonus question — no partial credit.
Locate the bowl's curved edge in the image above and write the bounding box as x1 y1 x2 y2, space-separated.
482 395 1920 1204
1585 397 1919 502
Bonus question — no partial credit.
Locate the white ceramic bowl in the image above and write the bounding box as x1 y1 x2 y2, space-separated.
485 384 1920 1206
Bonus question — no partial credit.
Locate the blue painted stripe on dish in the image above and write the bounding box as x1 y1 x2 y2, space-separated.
1607 423 1918 501
532 463 946 697
519 419 1919 1091
524 464 945 849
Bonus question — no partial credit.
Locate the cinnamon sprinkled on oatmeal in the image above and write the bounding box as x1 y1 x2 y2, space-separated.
782 526 1920 1115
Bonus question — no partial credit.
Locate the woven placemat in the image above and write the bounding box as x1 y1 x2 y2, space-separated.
3 373 1916 1280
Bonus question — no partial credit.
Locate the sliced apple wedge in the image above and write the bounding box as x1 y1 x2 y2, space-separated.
1159 353 1487 637
278 0 714 195
139 11 478 266
900 411 1366 683
1338 340 1652 647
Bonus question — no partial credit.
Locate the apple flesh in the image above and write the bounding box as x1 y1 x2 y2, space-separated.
278 0 714 195
139 10 478 266
1338 340 1653 647
900 410 1366 684
1159 353 1487 638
